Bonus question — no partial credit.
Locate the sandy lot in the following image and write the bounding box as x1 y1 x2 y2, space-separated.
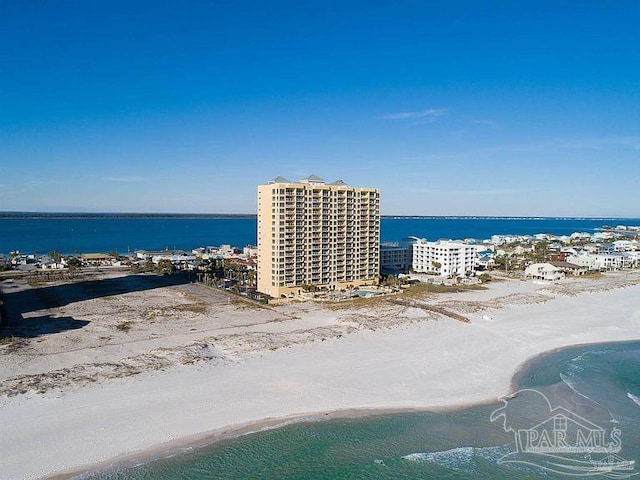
1 270 640 479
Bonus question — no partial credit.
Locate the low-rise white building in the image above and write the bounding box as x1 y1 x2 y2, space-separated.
570 232 592 242
596 253 635 270
548 261 588 276
136 250 196 264
491 235 517 245
525 263 564 281
592 232 615 242
566 253 598 270
151 252 196 264
412 239 477 277
243 245 258 257
613 240 636 252
597 243 615 254
567 252 636 271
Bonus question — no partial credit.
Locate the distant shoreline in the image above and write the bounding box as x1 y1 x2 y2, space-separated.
1 212 637 221
0 212 257 219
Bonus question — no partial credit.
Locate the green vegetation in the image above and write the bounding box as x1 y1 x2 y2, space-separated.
382 274 399 286
582 272 604 279
0 336 24 352
401 282 487 298
324 294 389 310
532 241 549 262
47 250 62 263
65 257 82 271
26 277 47 287
325 281 487 309
172 303 207 314
154 259 173 275
230 296 270 310
115 321 133 332
156 303 207 317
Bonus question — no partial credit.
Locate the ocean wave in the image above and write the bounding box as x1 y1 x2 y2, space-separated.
559 372 600 405
565 349 608 378
610 412 638 429
402 445 510 472
566 353 588 375
627 392 640 407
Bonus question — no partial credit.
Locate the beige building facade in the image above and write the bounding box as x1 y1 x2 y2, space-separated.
257 175 380 298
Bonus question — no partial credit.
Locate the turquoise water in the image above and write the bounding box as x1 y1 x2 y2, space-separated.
81 341 640 479
2 216 639 254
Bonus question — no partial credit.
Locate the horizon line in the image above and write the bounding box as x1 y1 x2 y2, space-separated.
1 211 639 221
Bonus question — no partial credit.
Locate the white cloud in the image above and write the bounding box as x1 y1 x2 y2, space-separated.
481 136 640 154
378 108 448 121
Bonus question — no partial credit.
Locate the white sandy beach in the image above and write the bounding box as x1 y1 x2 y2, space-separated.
1 272 640 479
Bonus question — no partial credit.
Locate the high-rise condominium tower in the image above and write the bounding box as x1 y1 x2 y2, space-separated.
257 175 380 298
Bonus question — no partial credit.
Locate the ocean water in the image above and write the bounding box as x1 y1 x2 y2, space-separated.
81 341 640 480
0 217 257 255
2 216 639 254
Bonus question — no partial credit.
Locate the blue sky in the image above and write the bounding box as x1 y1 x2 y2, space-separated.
1 1 639 216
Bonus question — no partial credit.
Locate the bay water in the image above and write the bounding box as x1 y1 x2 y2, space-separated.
2 216 639 254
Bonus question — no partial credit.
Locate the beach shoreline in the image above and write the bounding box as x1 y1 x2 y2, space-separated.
50 388 522 480
1 271 640 479
51 338 640 480
47 404 487 480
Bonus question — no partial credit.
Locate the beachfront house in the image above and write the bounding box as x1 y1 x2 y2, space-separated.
548 261 588 276
81 253 115 266
524 263 564 281
612 240 636 252
567 252 636 271
39 255 65 270
569 232 592 243
476 250 495 270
